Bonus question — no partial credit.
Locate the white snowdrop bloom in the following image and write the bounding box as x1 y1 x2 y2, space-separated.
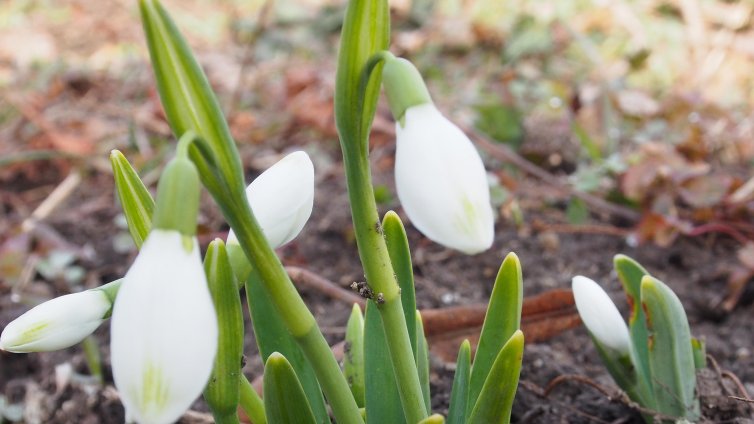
227 151 314 249
0 290 110 353
110 229 217 424
572 275 631 354
395 103 494 254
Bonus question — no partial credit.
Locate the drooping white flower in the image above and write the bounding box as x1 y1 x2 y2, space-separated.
394 103 494 254
227 151 314 249
110 229 217 424
572 275 631 354
0 290 110 353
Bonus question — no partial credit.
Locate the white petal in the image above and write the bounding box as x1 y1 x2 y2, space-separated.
395 104 494 254
0 290 110 353
227 151 314 249
572 276 631 354
111 230 218 424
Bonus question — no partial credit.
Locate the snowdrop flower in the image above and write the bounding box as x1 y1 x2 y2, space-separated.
0 289 110 353
111 142 217 424
226 151 314 249
572 275 631 354
383 57 494 254
111 231 217 424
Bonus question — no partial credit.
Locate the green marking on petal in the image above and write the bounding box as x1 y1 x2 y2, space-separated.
16 321 50 346
454 195 479 237
181 235 194 253
137 360 170 415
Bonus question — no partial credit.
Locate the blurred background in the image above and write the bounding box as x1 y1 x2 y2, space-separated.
1 0 753 421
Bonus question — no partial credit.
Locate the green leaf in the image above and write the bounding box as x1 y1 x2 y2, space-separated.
566 197 588 225
364 301 405 424
383 210 417 358
468 253 523 412
590 336 651 409
245 273 330 424
473 102 524 149
641 276 700 420
446 340 471 424
416 311 430 414
263 353 318 424
613 254 653 393
691 337 706 370
344 304 366 407
138 0 245 194
203 240 243 423
467 330 524 424
334 0 390 154
110 150 154 248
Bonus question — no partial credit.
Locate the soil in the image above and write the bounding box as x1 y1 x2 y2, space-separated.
1 141 753 423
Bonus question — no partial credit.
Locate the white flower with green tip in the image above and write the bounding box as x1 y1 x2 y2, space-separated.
227 150 314 249
110 229 217 424
572 275 631 354
383 57 494 255
0 290 110 353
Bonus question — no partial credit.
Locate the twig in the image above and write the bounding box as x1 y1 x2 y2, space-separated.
531 220 631 237
227 0 275 113
21 171 82 233
542 374 679 422
468 127 641 222
285 266 366 307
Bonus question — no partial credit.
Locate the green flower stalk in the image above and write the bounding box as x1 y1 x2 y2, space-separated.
110 140 218 424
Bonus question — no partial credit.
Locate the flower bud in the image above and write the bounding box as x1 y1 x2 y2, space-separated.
394 103 494 254
110 230 217 424
227 151 314 249
0 290 110 353
572 275 631 354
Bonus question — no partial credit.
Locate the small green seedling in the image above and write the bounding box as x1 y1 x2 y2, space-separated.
573 255 702 423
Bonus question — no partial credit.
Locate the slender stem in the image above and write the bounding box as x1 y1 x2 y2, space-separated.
338 53 428 422
239 376 266 424
296 326 367 424
223 195 363 424
82 336 103 384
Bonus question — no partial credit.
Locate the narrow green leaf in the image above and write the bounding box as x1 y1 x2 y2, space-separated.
691 337 706 370
416 311 430 414
110 150 154 248
613 254 653 392
139 0 245 194
263 353 318 424
245 273 330 424
641 276 700 420
364 301 405 424
468 253 523 412
239 376 267 424
591 337 652 409
468 330 524 424
344 304 366 407
383 210 417 358
446 340 471 424
334 0 390 154
203 240 243 424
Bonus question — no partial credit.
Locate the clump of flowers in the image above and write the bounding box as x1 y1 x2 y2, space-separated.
0 1 525 423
